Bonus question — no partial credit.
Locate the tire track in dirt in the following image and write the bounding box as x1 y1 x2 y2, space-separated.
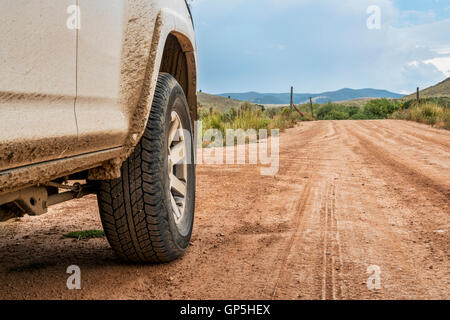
355 121 450 162
268 122 349 300
348 122 450 200
315 122 346 300
264 123 329 299
269 175 313 299
385 121 450 149
351 122 446 169
336 121 449 298
320 178 345 300
265 121 339 299
393 119 450 138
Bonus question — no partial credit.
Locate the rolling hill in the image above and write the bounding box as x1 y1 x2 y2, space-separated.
218 88 403 105
404 77 450 99
197 92 244 112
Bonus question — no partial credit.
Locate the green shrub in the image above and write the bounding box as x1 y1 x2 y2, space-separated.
363 99 401 119
323 110 349 120
317 103 350 120
350 111 368 120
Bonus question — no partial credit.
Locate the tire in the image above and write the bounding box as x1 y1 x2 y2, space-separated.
97 73 195 263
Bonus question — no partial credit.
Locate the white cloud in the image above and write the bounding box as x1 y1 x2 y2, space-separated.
424 57 450 77
400 60 445 90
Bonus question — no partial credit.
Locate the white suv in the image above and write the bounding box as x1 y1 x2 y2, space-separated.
0 0 198 263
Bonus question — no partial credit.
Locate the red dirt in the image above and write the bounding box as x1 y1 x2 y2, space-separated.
0 120 449 300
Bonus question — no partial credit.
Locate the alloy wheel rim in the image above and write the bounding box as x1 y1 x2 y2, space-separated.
168 111 188 225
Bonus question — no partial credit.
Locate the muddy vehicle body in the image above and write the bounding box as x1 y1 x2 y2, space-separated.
0 0 197 263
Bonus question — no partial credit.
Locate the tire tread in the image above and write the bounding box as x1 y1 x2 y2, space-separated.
97 73 188 263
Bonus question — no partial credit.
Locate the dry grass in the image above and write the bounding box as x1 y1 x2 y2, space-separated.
392 102 450 130
199 103 306 146
197 92 243 112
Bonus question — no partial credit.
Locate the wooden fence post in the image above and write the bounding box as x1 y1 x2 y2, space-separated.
416 87 420 103
309 97 314 119
290 86 294 110
289 86 306 117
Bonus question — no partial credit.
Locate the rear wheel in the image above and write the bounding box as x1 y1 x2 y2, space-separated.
97 73 195 263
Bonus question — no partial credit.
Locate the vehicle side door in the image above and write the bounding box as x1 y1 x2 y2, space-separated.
0 0 78 171
74 0 128 154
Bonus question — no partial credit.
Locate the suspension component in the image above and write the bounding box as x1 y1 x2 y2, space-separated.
0 182 96 220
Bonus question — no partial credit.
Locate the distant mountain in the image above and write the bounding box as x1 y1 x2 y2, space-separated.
404 77 450 99
218 88 403 105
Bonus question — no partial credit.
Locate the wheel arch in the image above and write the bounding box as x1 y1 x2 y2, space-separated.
160 31 198 127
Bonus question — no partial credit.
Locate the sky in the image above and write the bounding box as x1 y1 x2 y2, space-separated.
190 0 450 94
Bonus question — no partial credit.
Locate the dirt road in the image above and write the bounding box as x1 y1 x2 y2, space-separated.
0 120 449 300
